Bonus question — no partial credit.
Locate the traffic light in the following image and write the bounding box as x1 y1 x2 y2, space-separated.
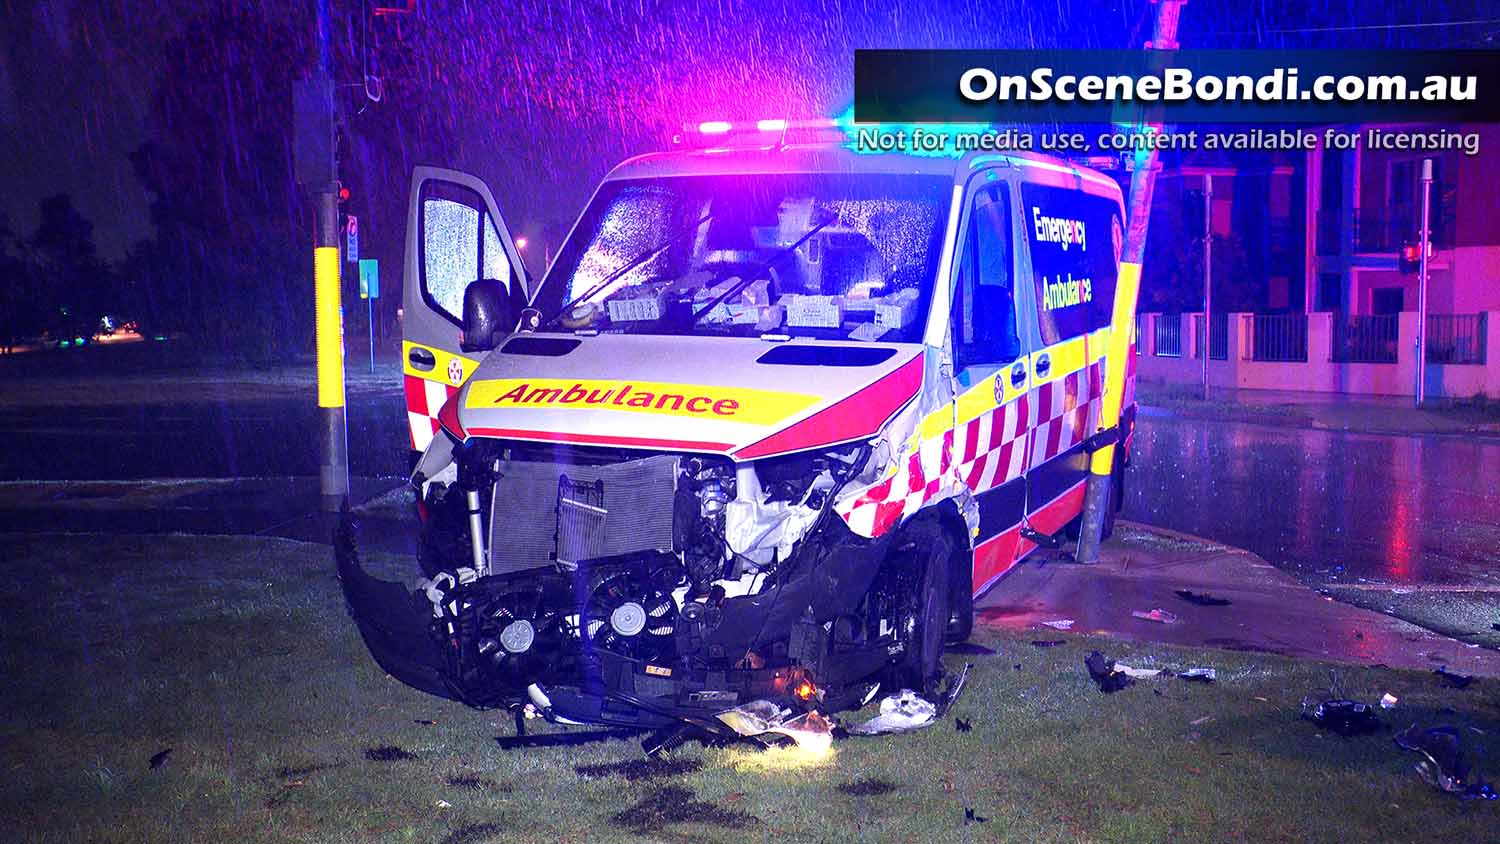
1398 242 1430 274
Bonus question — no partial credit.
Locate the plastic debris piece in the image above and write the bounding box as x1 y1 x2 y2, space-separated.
846 690 938 735
1175 589 1231 606
413 719 437 725
1179 668 1217 683
1394 724 1499 800
765 710 833 753
1302 697 1382 737
434 799 452 809
1085 651 1135 694
1041 619 1075 631
1114 663 1164 679
716 700 791 737
149 748 172 770
935 664 972 719
1131 608 1178 624
964 807 990 825
955 717 973 733
1380 693 1399 710
1190 715 1213 726
1434 667 1473 689
1031 639 1067 648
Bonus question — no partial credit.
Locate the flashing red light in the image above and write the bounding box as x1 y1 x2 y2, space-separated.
338 185 351 202
698 120 733 135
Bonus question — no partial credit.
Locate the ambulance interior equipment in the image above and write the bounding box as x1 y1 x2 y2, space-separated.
337 123 1136 743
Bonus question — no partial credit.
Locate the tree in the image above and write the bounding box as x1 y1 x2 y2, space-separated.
30 194 112 336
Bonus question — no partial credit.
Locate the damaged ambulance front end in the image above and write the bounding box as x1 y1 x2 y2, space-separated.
338 158 972 734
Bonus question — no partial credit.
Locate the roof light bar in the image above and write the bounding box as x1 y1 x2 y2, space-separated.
697 120 733 134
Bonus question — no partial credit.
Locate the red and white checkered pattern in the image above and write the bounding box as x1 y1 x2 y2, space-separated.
953 392 1032 496
405 374 458 451
836 428 954 538
1027 361 1103 469
835 359 1107 539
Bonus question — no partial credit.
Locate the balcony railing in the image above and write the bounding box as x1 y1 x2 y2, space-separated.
1427 313 1487 365
1332 313 1399 363
1315 204 1454 255
1251 313 1308 362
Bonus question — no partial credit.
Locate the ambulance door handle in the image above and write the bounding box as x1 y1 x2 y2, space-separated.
408 347 436 371
1034 354 1051 378
1010 361 1027 389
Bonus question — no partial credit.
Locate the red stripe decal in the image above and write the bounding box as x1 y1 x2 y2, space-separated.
733 354 924 460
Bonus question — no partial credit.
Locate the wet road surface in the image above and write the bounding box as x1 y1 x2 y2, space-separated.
1124 407 1500 589
2 394 1498 592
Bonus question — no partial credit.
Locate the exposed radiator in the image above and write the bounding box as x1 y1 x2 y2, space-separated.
487 454 680 574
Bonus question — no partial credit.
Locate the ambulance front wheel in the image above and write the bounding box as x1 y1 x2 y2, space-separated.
879 520 953 696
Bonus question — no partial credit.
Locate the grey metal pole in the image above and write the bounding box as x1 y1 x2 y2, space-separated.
1202 174 1212 401
314 0 349 511
1415 158 1432 408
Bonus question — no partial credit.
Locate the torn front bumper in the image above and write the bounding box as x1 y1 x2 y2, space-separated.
335 514 893 728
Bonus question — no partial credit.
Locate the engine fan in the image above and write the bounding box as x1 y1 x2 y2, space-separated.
472 587 569 682
582 566 680 664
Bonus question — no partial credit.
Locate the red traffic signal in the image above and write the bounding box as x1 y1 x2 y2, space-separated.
338 184 351 203
1398 242 1431 274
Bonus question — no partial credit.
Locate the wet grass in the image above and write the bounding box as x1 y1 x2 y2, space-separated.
2 532 1499 843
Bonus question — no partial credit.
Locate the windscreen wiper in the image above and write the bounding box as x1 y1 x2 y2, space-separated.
540 212 713 331
689 214 835 325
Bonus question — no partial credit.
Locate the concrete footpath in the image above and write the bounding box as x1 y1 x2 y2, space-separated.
978 521 1500 678
2 477 1496 678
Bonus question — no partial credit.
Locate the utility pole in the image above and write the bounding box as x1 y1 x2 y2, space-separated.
312 0 349 510
1415 158 1433 407
1076 0 1186 563
1202 173 1212 400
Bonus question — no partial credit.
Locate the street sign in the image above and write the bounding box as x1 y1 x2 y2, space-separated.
358 259 379 299
345 215 359 263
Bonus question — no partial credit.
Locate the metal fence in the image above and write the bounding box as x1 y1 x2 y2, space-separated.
1332 313 1399 363
1153 314 1182 357
1251 313 1308 362
1194 313 1228 361
1427 313 1487 365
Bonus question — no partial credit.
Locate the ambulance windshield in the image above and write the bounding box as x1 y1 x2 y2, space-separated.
538 173 950 342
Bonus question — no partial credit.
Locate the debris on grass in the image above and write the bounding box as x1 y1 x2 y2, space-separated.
1131 608 1179 624
413 718 438 725
364 745 418 762
1394 724 1499 800
1301 697 1382 737
1380 693 1399 710
1031 639 1067 648
610 785 759 833
1114 662 1164 679
433 799 452 809
955 717 973 733
963 807 990 825
837 778 899 797
1434 667 1474 689
1190 715 1214 726
1085 651 1135 694
847 689 938 735
575 758 703 782
1176 589 1232 606
148 748 172 770
1041 619 1075 631
1179 668 1217 683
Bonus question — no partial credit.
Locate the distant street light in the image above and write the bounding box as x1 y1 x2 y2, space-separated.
515 236 529 251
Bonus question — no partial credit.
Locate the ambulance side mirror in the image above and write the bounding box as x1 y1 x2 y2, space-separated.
460 278 517 352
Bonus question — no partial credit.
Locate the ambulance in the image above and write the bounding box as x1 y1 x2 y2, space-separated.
337 121 1137 732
